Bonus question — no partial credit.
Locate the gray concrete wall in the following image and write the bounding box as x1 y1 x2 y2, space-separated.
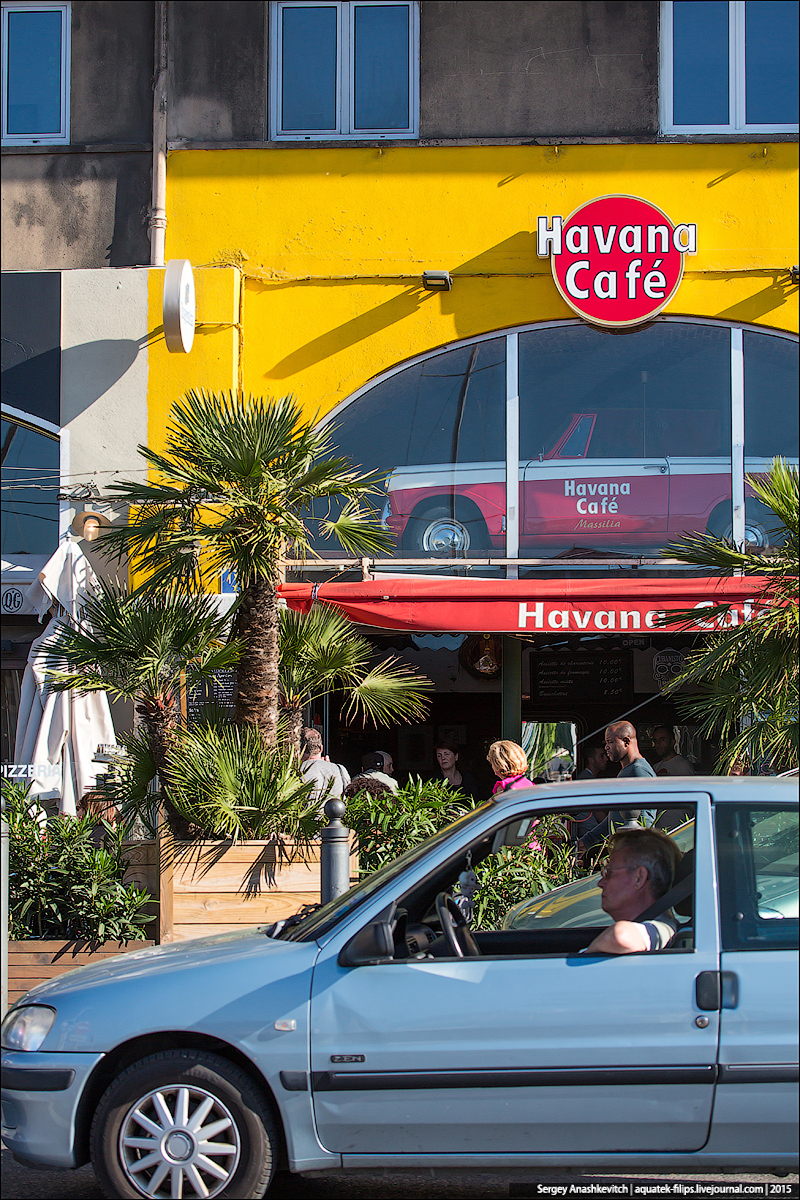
421 0 659 139
168 0 267 142
71 1 154 144
1 152 151 270
60 268 150 487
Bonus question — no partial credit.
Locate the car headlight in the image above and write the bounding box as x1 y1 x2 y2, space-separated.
1 1006 56 1052
381 498 391 528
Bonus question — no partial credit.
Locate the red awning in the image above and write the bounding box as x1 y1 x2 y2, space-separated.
280 576 768 635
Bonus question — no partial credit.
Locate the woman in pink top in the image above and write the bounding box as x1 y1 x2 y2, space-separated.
487 740 540 849
487 739 533 794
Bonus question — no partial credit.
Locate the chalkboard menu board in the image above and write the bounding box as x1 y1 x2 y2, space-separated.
187 669 237 723
531 651 631 704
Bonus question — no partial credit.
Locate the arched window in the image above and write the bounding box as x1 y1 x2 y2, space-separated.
1 412 60 558
321 319 798 565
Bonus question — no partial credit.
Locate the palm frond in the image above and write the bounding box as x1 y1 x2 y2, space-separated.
41 580 241 704
658 458 798 772
278 605 431 727
164 723 322 841
339 657 434 726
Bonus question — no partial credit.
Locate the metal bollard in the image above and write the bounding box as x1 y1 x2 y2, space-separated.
320 798 350 905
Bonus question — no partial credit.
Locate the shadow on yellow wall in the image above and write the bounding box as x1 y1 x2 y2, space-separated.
715 270 799 324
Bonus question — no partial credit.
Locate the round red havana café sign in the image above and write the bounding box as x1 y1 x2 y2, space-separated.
536 195 696 328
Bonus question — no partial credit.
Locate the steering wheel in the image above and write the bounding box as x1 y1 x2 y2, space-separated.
435 892 481 958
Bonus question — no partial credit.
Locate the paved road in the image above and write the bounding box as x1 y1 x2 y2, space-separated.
3 1152 796 1200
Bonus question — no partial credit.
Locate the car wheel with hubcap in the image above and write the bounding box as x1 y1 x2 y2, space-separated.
90 1049 277 1200
707 498 784 550
403 502 489 557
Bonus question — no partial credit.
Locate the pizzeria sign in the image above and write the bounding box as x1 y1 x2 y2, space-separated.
537 194 697 328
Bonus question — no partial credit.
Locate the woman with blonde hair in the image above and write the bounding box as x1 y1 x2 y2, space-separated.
487 740 532 794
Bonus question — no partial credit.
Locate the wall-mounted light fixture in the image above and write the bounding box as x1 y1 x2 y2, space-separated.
71 510 112 542
422 270 452 291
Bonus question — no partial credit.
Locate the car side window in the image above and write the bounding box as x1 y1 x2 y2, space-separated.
715 805 799 951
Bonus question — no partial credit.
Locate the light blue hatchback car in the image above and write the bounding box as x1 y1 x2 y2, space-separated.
2 777 798 1198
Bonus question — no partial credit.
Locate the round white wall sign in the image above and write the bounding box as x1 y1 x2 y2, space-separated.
163 259 196 353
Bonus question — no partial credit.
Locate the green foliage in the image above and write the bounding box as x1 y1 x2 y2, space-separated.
4 782 154 945
101 390 391 592
470 816 579 930
163 723 324 842
92 729 160 838
346 777 473 874
661 457 798 772
40 579 241 708
279 605 432 735
346 782 584 930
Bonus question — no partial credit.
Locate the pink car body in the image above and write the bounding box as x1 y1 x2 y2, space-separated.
385 412 781 552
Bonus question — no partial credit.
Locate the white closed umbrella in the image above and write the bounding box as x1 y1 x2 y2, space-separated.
13 543 116 816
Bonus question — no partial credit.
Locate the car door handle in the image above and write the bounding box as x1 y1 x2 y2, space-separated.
696 971 739 1011
696 971 721 1011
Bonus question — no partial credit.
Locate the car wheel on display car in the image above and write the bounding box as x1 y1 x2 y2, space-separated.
90 1049 277 1200
707 498 785 550
403 502 489 557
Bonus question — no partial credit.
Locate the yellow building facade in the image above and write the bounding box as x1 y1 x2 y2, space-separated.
146 141 798 442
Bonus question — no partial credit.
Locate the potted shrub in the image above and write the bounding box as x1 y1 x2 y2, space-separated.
5 784 155 1006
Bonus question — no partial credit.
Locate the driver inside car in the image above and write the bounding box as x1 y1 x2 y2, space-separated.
583 828 682 955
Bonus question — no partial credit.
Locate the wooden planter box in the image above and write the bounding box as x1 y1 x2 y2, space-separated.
165 838 325 942
8 940 155 1008
122 836 356 944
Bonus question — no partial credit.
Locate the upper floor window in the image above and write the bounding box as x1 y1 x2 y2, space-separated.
270 0 418 140
1 2 69 145
660 1 799 134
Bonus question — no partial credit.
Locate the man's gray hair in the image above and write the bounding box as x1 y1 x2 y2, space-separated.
612 828 682 899
302 727 323 756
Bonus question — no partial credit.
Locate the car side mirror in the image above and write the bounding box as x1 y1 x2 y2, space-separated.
338 921 395 967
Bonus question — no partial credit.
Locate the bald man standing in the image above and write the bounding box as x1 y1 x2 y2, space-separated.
605 721 657 779
577 721 656 855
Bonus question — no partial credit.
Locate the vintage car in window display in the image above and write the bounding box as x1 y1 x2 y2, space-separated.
2 778 797 1198
319 319 797 560
384 409 786 557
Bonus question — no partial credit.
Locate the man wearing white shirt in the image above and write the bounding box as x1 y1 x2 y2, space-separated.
652 725 695 776
300 728 350 810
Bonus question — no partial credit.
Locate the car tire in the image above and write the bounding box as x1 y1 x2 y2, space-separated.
90 1048 277 1200
403 501 490 557
707 498 785 549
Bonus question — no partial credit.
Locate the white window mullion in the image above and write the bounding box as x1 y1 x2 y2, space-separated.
659 0 674 133
731 0 746 132
731 327 746 547
342 1 352 136
505 332 520 574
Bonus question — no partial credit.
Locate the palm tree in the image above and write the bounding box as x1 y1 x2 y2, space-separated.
41 580 241 830
278 605 433 754
101 390 391 749
660 458 798 772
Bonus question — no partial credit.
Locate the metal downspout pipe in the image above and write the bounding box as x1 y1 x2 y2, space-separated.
149 0 168 266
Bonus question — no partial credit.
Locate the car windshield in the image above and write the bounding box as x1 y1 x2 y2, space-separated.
275 802 494 942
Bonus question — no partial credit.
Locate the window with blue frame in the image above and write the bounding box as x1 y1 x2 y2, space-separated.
270 0 418 139
1 2 70 145
0 418 60 557
661 1 799 133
